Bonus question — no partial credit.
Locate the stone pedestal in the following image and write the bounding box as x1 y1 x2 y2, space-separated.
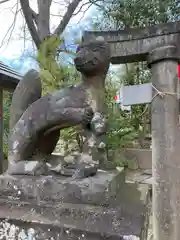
0 169 125 206
0 168 150 239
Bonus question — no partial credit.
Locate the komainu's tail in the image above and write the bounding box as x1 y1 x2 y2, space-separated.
9 69 42 131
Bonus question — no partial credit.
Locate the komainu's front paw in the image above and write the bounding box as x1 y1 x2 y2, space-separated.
72 163 98 179
91 112 106 135
82 106 94 125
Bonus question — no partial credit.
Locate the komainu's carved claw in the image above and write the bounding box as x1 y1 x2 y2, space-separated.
72 163 98 179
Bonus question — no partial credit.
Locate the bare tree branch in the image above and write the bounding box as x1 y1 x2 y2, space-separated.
0 0 10 4
19 0 41 48
53 0 83 36
0 1 20 50
20 8 28 51
18 8 32 43
1 1 17 13
30 8 38 25
51 13 64 17
50 1 89 19
77 3 92 23
73 1 90 16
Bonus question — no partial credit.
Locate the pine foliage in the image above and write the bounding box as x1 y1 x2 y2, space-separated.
36 35 78 94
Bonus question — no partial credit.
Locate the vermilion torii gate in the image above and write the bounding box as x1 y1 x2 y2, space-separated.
83 21 180 240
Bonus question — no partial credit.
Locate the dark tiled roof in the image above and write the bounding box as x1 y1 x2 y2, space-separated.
0 62 22 91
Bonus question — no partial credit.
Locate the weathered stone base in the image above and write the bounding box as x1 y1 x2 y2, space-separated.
0 169 151 239
0 169 125 206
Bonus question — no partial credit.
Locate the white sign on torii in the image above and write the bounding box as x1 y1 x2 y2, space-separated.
121 83 152 106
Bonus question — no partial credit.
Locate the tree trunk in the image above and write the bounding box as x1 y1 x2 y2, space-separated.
20 0 83 49
37 0 51 41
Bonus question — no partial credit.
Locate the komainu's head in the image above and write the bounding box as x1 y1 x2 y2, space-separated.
74 37 111 77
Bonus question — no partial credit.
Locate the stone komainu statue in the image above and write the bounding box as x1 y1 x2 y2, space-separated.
7 37 111 177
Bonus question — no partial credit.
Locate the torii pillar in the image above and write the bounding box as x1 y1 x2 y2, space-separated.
84 20 180 240
148 44 180 240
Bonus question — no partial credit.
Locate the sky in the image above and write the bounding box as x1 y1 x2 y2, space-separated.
0 0 97 73
0 0 122 78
